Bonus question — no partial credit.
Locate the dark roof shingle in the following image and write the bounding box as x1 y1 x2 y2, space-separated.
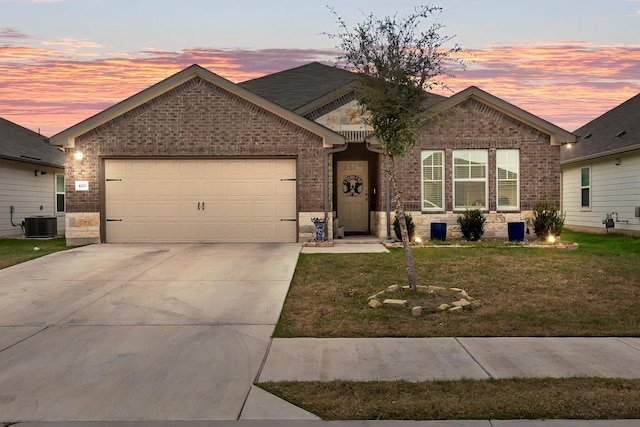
239 62 359 113
562 93 640 163
0 117 65 168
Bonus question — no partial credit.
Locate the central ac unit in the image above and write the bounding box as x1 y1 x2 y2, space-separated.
24 216 57 238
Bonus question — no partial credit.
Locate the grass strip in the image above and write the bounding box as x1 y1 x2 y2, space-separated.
260 378 640 420
0 237 71 269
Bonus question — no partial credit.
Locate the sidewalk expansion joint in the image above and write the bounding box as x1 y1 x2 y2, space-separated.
455 337 492 378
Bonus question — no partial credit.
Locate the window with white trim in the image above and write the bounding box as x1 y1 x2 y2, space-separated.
580 166 591 209
453 150 487 209
496 149 519 210
55 173 65 213
421 150 444 210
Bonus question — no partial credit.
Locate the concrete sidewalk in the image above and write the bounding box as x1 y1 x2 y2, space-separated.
259 337 640 382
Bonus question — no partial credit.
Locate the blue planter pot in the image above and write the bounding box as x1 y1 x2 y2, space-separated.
430 222 447 241
508 222 525 242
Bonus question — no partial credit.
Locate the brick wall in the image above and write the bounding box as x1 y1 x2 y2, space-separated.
371 98 561 240
65 77 326 242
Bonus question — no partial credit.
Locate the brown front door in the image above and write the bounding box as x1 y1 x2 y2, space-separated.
337 160 369 233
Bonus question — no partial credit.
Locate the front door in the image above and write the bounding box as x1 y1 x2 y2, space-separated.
337 160 369 233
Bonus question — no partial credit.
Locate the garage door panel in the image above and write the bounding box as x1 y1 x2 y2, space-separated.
130 162 152 177
131 182 155 197
105 159 296 243
106 179 126 193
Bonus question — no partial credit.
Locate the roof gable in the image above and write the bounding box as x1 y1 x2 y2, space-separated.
561 92 640 164
432 86 576 146
0 117 64 168
50 64 345 149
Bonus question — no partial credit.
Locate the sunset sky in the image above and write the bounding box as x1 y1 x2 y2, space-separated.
1 0 639 136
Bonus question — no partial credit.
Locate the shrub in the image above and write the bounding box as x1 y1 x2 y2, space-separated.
393 212 415 241
457 207 486 241
533 200 565 238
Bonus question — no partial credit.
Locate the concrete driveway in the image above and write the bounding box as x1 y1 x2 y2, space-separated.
0 243 301 422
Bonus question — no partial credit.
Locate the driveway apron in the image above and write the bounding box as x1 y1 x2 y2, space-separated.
0 243 300 421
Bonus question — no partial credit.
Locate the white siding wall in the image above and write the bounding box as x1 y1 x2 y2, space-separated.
0 160 65 237
562 152 640 234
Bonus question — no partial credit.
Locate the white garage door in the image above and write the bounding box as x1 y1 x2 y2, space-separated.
104 159 297 243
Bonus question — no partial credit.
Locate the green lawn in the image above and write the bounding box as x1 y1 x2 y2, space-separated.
274 230 640 337
263 230 640 420
0 237 71 270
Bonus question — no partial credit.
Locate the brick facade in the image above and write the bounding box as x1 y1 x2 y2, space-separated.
65 76 327 242
370 98 561 240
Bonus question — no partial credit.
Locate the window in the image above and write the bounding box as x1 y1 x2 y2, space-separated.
496 149 519 210
453 150 487 209
580 166 590 209
55 173 65 213
421 151 444 210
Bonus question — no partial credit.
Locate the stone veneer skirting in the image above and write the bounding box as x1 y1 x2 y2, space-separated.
65 212 101 246
371 211 535 241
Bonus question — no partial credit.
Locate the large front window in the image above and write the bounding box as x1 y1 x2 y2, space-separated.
453 150 487 209
421 150 444 210
497 149 519 210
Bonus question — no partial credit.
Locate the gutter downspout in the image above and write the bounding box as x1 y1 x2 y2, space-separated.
366 140 392 242
324 141 349 240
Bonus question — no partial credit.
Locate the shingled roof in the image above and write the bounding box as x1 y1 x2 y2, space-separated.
0 117 64 168
240 61 448 117
561 92 640 164
239 62 360 114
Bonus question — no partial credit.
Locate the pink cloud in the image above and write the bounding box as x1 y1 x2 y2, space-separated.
0 28 32 39
41 38 109 49
1 41 638 135
433 42 640 131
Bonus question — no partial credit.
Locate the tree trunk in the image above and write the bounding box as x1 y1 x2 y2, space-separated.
388 156 417 293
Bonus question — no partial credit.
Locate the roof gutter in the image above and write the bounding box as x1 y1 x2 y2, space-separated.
0 154 64 169
561 143 640 166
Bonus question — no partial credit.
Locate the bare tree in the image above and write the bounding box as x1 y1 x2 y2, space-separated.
328 5 464 293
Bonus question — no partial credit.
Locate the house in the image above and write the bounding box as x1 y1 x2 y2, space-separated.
50 65 344 245
560 92 640 235
0 117 65 238
242 62 577 240
51 63 576 245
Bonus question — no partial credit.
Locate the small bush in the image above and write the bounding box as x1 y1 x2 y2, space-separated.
533 200 565 238
457 207 486 241
393 212 415 241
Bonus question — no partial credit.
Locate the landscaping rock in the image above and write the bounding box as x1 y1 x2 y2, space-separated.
437 303 450 311
387 285 400 292
449 306 464 312
368 299 382 309
452 298 471 308
411 306 422 317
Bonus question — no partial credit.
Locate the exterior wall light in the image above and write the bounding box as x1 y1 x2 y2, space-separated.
74 151 84 161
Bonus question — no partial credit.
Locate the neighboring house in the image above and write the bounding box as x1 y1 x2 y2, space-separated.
560 92 640 235
0 117 66 238
50 63 576 245
242 62 577 240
